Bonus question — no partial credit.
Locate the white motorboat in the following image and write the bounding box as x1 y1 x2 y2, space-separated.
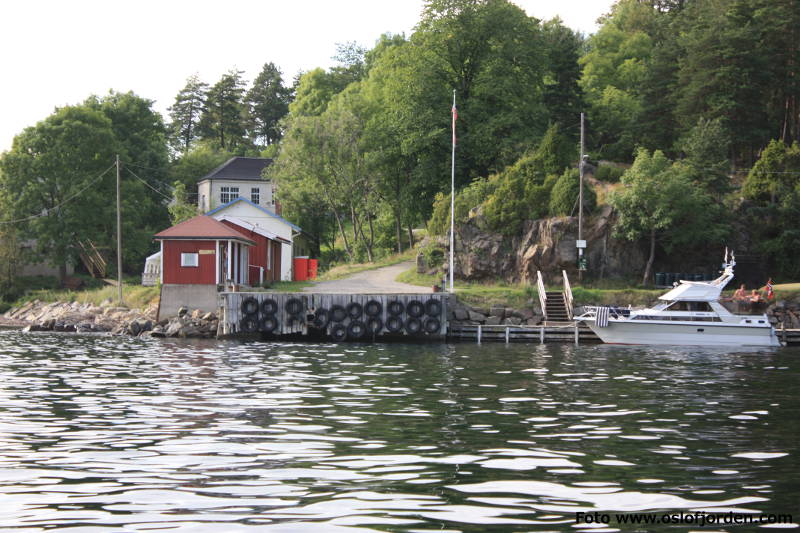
576 253 781 347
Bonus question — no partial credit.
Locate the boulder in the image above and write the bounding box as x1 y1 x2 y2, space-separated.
489 306 506 319
468 310 487 323
454 308 470 321
504 317 523 325
485 316 502 326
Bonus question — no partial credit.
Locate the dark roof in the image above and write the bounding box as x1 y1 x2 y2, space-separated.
154 215 255 245
198 157 273 182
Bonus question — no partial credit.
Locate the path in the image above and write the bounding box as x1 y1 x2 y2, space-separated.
302 261 431 294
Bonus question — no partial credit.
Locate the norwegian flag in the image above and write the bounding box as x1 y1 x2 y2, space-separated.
767 278 774 300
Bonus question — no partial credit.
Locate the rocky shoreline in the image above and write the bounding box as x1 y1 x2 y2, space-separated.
1 300 219 338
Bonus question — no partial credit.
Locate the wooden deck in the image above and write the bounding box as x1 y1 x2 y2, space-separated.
448 323 600 344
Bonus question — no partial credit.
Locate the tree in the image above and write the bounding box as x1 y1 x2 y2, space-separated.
167 143 231 196
549 168 596 216
168 181 198 224
677 117 731 196
611 149 726 284
168 74 207 154
0 106 121 280
246 62 291 147
199 69 249 152
741 139 800 277
541 18 584 135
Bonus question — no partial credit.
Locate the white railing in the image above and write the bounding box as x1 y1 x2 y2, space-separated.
536 270 547 318
562 269 574 320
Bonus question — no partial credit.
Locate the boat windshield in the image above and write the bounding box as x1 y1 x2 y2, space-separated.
718 299 769 316
664 301 714 312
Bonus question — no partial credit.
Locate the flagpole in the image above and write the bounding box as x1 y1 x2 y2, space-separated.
449 90 456 293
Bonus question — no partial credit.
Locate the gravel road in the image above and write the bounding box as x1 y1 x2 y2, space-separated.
302 261 432 294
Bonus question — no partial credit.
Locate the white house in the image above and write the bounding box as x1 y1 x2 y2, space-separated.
197 157 278 214
206 198 301 281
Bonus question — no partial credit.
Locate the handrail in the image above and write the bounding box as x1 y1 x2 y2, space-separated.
562 269 574 320
536 270 547 318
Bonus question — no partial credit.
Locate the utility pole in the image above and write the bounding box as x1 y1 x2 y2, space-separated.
116 155 123 304
449 90 456 293
577 113 586 281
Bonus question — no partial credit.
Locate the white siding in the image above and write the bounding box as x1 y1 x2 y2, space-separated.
209 201 295 281
201 179 274 212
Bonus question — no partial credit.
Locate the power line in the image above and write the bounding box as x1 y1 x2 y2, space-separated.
0 164 116 226
125 166 174 201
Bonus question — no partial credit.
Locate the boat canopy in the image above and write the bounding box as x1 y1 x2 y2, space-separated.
658 281 724 302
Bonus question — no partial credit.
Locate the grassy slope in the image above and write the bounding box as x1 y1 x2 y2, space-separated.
12 284 160 310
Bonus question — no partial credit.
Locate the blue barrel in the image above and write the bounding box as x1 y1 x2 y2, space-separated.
655 272 665 286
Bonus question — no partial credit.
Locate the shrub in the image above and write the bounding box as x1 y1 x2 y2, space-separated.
549 168 597 216
595 165 625 183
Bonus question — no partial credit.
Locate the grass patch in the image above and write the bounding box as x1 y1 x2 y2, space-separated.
260 280 315 292
13 284 160 310
318 248 417 281
397 268 666 309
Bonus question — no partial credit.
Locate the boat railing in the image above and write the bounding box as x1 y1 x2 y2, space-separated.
536 270 547 316
562 270 574 320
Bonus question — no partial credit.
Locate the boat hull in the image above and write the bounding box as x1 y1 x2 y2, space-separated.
583 319 781 347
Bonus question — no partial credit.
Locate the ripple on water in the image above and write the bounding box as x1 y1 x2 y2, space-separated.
0 333 797 531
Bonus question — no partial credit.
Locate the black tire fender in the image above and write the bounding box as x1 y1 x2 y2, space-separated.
330 305 347 322
241 297 259 316
387 300 404 316
405 317 422 335
424 298 442 317
240 316 259 333
330 323 347 342
365 299 382 317
261 316 278 333
261 298 278 315
386 316 404 333
347 320 366 339
285 298 304 316
346 301 363 319
406 300 424 318
423 317 441 334
313 308 330 329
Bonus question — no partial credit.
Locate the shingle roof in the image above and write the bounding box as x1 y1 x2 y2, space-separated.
198 157 273 182
154 215 255 244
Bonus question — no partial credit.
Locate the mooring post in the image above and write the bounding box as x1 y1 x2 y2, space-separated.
574 324 579 346
505 327 509 344
540 326 545 344
477 324 482 344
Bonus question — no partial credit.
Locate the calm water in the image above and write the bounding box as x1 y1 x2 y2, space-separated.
0 331 798 532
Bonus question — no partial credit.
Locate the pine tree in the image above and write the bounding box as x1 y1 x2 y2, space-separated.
199 69 249 152
246 62 292 147
168 74 207 154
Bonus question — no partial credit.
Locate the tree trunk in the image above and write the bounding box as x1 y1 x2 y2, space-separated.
642 228 656 286
395 213 403 253
407 225 414 249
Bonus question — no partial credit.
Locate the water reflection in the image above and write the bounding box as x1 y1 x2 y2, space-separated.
0 332 797 531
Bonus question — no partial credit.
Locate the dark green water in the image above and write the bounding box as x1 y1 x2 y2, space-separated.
0 331 798 532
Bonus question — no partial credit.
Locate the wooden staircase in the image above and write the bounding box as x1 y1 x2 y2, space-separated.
537 270 575 325
545 291 571 324
77 240 107 278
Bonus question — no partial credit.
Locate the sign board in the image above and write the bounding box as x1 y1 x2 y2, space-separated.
199 249 215 255
576 240 587 249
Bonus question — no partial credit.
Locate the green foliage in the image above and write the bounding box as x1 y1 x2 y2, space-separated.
246 62 292 147
198 69 250 152
741 140 800 277
549 168 596 216
594 165 625 183
167 144 231 197
168 182 197 225
167 74 207 154
428 178 497 236
611 148 728 282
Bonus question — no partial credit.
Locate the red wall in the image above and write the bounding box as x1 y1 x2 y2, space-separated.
162 240 217 285
220 220 279 283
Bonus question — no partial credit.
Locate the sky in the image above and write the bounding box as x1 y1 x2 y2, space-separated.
0 0 615 152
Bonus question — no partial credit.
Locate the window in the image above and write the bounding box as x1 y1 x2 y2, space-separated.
251 187 260 204
220 186 239 204
181 252 199 267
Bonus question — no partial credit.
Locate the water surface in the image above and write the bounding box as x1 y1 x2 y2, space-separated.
0 332 797 531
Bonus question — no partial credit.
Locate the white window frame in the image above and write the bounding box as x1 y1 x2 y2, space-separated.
220 186 239 204
251 187 260 204
181 252 199 267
